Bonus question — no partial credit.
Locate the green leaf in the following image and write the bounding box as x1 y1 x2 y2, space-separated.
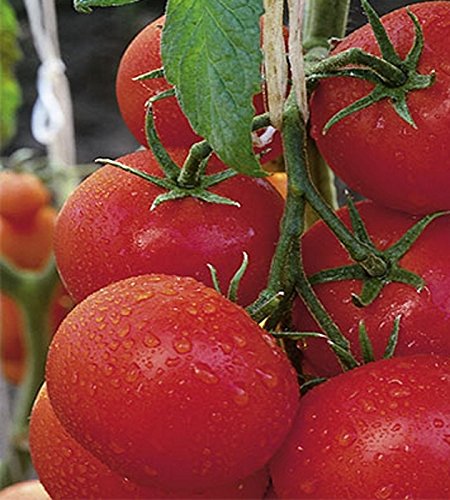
162 0 266 177
73 0 139 14
0 0 22 148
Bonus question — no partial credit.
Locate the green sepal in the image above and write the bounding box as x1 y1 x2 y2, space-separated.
308 204 446 308
133 68 165 81
383 315 401 359
246 290 285 324
300 377 328 395
227 252 249 303
327 340 359 371
358 320 375 363
312 1 436 134
206 264 222 295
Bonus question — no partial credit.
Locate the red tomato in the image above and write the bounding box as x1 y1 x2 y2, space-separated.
292 201 450 378
310 1 450 214
45 274 299 493
115 16 283 163
270 355 450 499
31 384 270 499
54 148 284 306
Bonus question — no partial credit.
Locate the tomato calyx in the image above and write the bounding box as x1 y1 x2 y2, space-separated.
307 0 436 133
308 196 447 307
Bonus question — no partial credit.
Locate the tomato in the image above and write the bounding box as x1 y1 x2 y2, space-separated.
54 148 284 306
0 480 49 499
45 274 299 493
0 171 50 222
267 172 287 199
292 200 450 378
30 384 270 499
270 354 450 499
310 1 450 214
115 16 283 164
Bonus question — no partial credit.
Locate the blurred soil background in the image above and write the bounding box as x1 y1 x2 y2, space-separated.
0 0 424 471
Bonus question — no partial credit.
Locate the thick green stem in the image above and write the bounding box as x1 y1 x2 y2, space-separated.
282 96 358 370
282 92 387 277
303 0 351 65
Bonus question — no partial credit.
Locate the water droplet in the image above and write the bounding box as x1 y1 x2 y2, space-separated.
388 379 411 398
193 363 219 385
233 386 250 407
161 287 177 296
256 367 279 388
202 302 217 314
118 325 131 338
143 333 161 348
337 429 357 447
136 291 154 301
165 356 181 368
120 306 132 316
219 342 233 354
375 484 394 499
108 340 120 351
443 434 450 446
433 418 444 428
233 334 247 348
109 441 125 454
186 305 198 315
173 337 192 354
125 364 140 383
391 423 402 432
103 363 115 376
62 447 73 458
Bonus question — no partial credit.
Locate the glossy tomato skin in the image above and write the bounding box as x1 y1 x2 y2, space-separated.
46 274 299 493
116 16 283 163
31 384 270 499
293 200 450 378
270 355 450 499
54 148 284 306
310 2 450 214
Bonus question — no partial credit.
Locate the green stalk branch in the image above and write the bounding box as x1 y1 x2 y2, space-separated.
0 258 60 488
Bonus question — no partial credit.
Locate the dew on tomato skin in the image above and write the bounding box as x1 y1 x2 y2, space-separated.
109 441 126 454
433 418 445 428
255 367 279 389
232 386 250 407
165 356 181 368
336 429 357 447
233 334 247 348
192 363 219 385
144 465 159 477
173 337 192 354
443 435 450 446
143 333 161 348
108 340 120 352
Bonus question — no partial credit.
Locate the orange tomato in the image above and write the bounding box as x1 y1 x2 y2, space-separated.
268 172 287 199
0 171 50 222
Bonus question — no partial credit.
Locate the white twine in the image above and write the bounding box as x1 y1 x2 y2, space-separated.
23 0 76 165
288 0 309 122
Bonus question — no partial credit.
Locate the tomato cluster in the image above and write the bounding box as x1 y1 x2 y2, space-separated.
25 2 450 499
0 172 73 384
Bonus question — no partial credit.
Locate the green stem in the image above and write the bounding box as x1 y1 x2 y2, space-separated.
308 48 407 87
303 0 351 64
177 112 274 188
0 259 59 488
283 92 387 277
282 96 358 370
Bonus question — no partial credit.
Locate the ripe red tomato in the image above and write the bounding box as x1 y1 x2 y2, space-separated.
45 274 299 493
116 16 283 163
270 355 450 499
310 1 450 214
31 384 270 498
292 201 450 378
54 148 284 306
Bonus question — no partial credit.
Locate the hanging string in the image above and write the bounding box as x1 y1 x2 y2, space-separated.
23 0 76 166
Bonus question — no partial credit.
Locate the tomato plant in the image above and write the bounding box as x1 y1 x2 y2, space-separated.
293 200 450 377
310 1 450 215
54 148 284 306
116 15 284 164
270 354 450 499
45 274 299 493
